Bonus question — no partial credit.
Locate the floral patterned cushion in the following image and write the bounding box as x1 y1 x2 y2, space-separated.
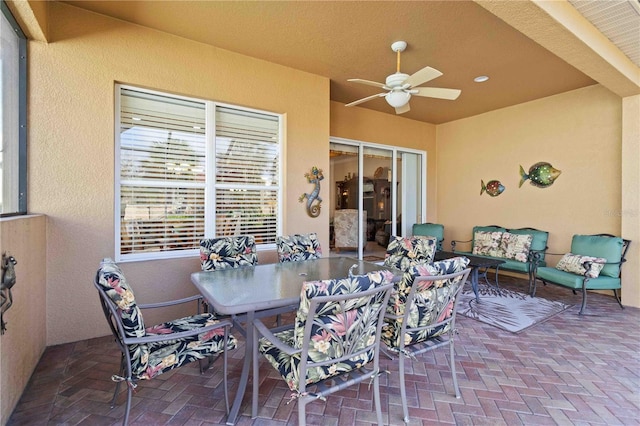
500 232 533 262
258 270 394 391
383 236 437 271
200 236 257 271
97 258 236 380
97 259 146 338
141 314 238 380
472 231 504 257
276 233 322 262
382 256 469 349
556 252 607 278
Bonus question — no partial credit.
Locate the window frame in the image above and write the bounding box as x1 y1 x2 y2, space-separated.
0 0 27 217
114 84 283 262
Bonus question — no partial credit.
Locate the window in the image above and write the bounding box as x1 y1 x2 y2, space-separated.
0 1 27 216
116 85 281 261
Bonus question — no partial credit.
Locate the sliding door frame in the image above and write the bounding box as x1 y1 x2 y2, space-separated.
330 136 427 259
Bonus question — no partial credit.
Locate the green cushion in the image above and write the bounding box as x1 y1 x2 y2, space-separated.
571 235 623 278
413 223 444 249
536 266 621 290
499 258 530 273
509 228 549 260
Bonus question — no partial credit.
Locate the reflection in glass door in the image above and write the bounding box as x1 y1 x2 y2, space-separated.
362 146 393 252
330 138 426 260
398 151 424 236
329 143 364 256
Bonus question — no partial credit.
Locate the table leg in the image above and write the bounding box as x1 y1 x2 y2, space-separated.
226 310 255 425
471 267 480 303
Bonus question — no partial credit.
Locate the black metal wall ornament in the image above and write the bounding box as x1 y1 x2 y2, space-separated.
298 166 324 218
1 253 17 334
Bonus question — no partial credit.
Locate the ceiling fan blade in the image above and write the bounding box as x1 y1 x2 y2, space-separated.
395 103 410 114
345 92 387 107
403 66 443 88
413 87 461 100
347 78 387 89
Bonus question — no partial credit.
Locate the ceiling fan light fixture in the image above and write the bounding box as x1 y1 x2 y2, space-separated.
385 91 411 108
474 75 489 83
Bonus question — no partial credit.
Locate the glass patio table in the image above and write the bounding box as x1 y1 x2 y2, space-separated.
190 256 401 425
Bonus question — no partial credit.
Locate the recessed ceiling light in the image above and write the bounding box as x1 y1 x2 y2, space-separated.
474 75 489 83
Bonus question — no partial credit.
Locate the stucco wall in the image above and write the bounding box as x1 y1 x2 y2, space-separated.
0 215 47 424
29 3 329 345
437 84 638 307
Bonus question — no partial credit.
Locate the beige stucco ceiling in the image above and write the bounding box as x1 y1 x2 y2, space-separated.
59 0 637 124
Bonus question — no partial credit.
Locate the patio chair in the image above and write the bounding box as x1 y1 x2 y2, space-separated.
412 222 445 251
383 235 438 271
94 258 236 425
532 234 631 314
276 232 322 262
251 270 395 426
381 257 471 423
199 235 257 271
200 235 288 328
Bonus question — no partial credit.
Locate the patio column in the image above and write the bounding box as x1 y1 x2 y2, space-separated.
622 95 640 308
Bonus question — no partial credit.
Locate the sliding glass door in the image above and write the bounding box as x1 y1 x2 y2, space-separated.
330 137 426 260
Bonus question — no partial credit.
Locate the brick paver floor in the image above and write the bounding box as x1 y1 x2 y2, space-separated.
8 276 640 425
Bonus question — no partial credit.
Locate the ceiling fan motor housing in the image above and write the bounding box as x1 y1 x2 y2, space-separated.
385 73 409 89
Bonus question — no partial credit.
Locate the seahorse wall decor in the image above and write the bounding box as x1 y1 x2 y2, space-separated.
299 166 324 218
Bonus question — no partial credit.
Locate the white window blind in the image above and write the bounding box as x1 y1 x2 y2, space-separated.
215 106 279 244
116 86 281 260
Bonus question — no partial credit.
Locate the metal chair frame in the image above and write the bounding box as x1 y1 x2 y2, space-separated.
252 281 394 426
383 268 471 423
94 277 233 425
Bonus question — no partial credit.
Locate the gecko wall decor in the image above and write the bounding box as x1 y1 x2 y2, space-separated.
299 166 324 218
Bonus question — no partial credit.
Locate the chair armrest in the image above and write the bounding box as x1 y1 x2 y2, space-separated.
581 259 625 277
138 294 203 310
529 248 548 263
123 317 233 345
450 239 472 252
253 319 301 356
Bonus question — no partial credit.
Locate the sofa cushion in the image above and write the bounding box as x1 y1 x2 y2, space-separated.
571 235 624 278
509 228 549 261
500 232 532 262
556 253 607 278
472 231 503 257
472 226 505 245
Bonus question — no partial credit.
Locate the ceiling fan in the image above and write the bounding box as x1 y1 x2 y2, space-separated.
345 41 461 115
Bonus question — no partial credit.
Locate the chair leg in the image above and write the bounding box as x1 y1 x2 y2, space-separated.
373 374 383 426
578 286 588 315
449 337 460 399
123 378 133 426
111 355 125 408
298 396 308 426
252 328 259 418
613 289 625 310
223 327 230 415
399 354 410 423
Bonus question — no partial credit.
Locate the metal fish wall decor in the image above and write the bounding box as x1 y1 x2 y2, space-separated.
519 162 562 188
480 179 505 197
